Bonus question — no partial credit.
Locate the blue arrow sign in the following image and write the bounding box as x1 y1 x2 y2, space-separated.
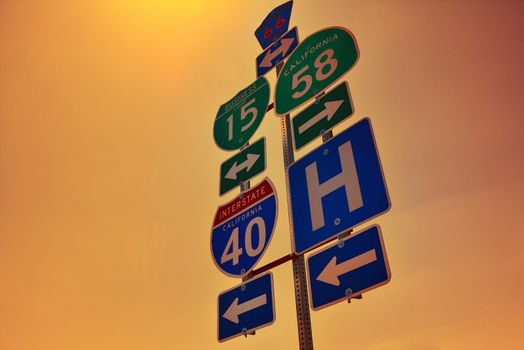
288 118 390 254
254 1 293 49
256 27 299 77
211 178 278 278
307 225 391 310
218 272 275 342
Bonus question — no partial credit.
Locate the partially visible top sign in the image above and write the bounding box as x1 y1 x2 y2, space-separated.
214 77 270 151
255 1 293 49
275 27 359 116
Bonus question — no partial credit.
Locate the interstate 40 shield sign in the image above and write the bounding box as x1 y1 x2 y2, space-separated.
275 27 359 116
211 178 278 278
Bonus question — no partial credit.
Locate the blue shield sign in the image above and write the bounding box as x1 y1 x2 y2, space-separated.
256 27 299 77
307 225 391 310
254 1 293 49
211 178 278 277
218 272 275 342
288 118 390 254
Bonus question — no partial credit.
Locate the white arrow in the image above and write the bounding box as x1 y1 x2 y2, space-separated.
259 37 296 68
223 294 268 324
225 153 260 180
316 249 377 286
297 100 344 134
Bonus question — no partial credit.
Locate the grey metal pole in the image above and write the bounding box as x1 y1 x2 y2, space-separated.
275 61 314 350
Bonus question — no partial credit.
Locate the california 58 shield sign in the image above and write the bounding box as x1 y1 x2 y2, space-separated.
211 178 278 277
275 27 359 116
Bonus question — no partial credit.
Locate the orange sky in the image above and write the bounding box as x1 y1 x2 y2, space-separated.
1 1 523 349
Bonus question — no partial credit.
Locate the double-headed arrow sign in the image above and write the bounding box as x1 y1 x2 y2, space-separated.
307 225 390 310
292 81 354 150
256 27 299 77
219 137 266 196
218 272 275 342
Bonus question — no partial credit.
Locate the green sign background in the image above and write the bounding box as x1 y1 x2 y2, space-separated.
219 137 266 196
292 81 353 150
275 27 359 116
214 77 270 151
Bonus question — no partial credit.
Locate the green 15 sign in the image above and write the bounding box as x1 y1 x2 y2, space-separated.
275 27 359 116
214 77 270 151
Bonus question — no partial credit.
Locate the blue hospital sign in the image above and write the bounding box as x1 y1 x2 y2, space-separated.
288 118 390 254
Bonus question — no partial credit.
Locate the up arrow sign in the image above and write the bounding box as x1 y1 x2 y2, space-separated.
223 294 268 324
317 249 377 286
256 27 299 77
219 137 266 196
292 82 354 150
225 153 260 180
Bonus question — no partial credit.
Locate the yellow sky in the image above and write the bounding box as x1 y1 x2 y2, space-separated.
1 1 523 349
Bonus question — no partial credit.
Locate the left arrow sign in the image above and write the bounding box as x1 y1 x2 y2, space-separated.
223 294 268 323
218 272 275 342
317 249 377 286
219 137 266 196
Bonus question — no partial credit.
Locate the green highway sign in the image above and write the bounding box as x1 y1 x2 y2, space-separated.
274 27 359 116
292 81 354 150
219 137 266 196
214 77 270 151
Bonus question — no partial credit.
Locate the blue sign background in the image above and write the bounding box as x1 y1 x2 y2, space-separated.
256 27 299 77
254 1 293 49
211 192 277 277
288 118 390 254
307 225 390 310
218 272 275 342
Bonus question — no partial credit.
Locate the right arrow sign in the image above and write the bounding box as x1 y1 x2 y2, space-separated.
292 81 354 150
307 225 391 311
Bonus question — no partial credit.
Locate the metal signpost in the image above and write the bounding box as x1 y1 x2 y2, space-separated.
292 81 354 150
307 225 390 310
218 272 276 342
288 118 391 255
211 2 393 349
256 27 299 77
219 137 266 196
211 178 278 278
